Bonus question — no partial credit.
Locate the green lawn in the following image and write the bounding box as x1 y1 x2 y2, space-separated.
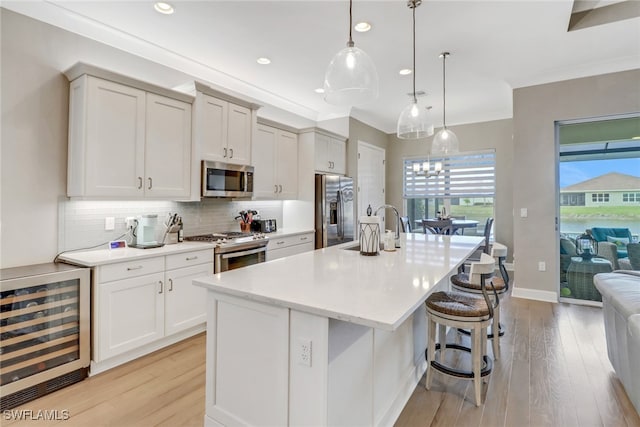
560 206 640 219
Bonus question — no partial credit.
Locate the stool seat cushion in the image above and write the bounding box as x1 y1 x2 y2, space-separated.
426 291 490 318
451 273 506 292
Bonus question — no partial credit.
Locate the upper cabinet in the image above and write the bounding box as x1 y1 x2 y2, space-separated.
193 82 260 167
253 122 298 200
310 129 347 175
65 64 193 200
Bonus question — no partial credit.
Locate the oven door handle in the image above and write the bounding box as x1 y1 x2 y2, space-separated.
221 247 266 259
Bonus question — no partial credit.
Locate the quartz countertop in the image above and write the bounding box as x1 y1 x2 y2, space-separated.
194 233 483 331
57 241 214 267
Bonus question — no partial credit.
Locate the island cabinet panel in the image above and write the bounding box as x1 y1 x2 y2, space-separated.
206 293 289 426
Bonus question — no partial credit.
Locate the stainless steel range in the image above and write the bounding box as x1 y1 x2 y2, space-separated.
185 232 268 273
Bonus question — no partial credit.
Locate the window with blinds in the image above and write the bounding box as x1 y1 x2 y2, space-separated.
403 150 496 199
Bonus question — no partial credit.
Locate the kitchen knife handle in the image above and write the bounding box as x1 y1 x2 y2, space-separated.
138 177 143 189
168 278 173 292
159 281 163 294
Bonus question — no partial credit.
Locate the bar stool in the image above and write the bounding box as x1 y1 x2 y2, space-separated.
425 253 498 406
451 242 509 350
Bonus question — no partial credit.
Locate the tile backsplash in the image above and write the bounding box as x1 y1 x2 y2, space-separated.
58 198 283 253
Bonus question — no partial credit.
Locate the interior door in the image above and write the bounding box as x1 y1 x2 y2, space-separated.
357 142 386 233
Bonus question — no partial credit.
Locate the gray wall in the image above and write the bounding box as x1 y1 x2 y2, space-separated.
386 119 514 259
512 69 640 300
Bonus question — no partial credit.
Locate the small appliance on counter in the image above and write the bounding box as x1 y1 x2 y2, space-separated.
251 219 277 233
130 214 164 249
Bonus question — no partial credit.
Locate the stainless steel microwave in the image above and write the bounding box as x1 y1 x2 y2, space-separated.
201 161 254 198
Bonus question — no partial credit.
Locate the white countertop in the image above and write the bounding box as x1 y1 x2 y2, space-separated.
57 241 214 267
194 233 483 331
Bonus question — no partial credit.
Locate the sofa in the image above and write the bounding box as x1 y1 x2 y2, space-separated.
594 271 640 415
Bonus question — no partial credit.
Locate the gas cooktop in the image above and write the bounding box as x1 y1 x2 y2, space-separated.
185 232 268 253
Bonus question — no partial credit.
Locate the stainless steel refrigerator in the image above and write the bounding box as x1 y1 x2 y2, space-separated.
315 174 355 248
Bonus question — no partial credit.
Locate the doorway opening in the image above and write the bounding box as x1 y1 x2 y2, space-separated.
557 114 640 305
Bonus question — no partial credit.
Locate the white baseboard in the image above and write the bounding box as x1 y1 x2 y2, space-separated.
511 284 558 303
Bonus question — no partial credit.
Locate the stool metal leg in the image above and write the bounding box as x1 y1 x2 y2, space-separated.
438 324 447 362
472 325 482 406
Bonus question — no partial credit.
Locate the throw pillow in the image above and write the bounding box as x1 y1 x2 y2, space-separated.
560 237 577 256
606 236 630 247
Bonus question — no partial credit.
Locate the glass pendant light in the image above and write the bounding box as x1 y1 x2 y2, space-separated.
324 0 379 106
397 0 433 139
431 52 459 155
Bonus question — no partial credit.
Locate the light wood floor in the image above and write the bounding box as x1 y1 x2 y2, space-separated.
4 294 640 426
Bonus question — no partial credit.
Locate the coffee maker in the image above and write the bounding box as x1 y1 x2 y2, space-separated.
131 214 164 249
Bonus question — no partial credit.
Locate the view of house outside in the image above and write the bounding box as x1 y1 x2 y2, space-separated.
559 158 640 240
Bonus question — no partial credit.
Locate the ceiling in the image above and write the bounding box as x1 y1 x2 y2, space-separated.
3 0 640 133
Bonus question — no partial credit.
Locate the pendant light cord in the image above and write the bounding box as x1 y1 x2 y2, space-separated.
412 3 417 104
442 52 447 129
348 0 354 47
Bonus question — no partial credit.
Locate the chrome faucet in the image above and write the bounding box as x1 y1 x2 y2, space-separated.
375 204 401 248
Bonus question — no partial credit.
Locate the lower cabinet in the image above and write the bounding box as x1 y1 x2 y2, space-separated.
93 249 213 370
267 233 315 262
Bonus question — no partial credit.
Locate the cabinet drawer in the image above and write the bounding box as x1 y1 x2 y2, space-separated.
267 242 314 262
165 249 214 270
99 257 165 283
268 233 314 250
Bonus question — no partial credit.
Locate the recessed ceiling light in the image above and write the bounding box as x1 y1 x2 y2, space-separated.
315 88 325 94
354 22 371 32
256 57 271 65
399 69 412 76
154 2 174 14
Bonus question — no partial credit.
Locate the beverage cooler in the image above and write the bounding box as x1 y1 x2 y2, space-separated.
0 263 90 410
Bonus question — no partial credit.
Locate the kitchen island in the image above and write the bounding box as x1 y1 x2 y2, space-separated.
194 233 483 427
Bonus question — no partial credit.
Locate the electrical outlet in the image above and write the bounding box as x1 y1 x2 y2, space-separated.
296 338 312 367
538 261 546 272
105 217 115 231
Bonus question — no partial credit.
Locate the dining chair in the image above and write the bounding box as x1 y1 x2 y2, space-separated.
422 219 453 235
400 216 411 233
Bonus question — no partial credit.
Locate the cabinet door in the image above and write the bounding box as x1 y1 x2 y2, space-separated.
329 138 346 175
314 133 331 173
97 272 164 361
199 94 228 162
83 77 145 197
253 124 278 198
227 104 252 165
165 263 212 336
145 93 192 198
276 130 298 199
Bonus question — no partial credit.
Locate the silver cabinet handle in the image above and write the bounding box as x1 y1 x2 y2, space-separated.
138 177 143 189
223 147 227 158
300 237 308 241
186 256 198 261
229 148 233 158
148 177 153 190
274 185 278 193
279 184 283 193
127 265 143 271
328 161 331 169
159 281 163 294
277 241 285 245
168 278 173 292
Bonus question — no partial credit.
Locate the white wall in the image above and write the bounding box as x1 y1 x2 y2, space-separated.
512 69 640 301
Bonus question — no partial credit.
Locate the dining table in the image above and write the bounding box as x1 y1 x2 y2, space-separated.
415 218 479 235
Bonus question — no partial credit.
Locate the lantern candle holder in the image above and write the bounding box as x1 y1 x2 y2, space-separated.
576 233 598 261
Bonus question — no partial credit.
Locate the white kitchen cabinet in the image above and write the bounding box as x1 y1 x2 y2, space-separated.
267 232 314 261
196 92 252 165
313 131 347 175
92 248 213 372
165 250 213 336
66 67 194 200
253 123 298 200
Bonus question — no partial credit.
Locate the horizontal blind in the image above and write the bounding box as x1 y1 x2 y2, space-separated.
403 150 495 198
